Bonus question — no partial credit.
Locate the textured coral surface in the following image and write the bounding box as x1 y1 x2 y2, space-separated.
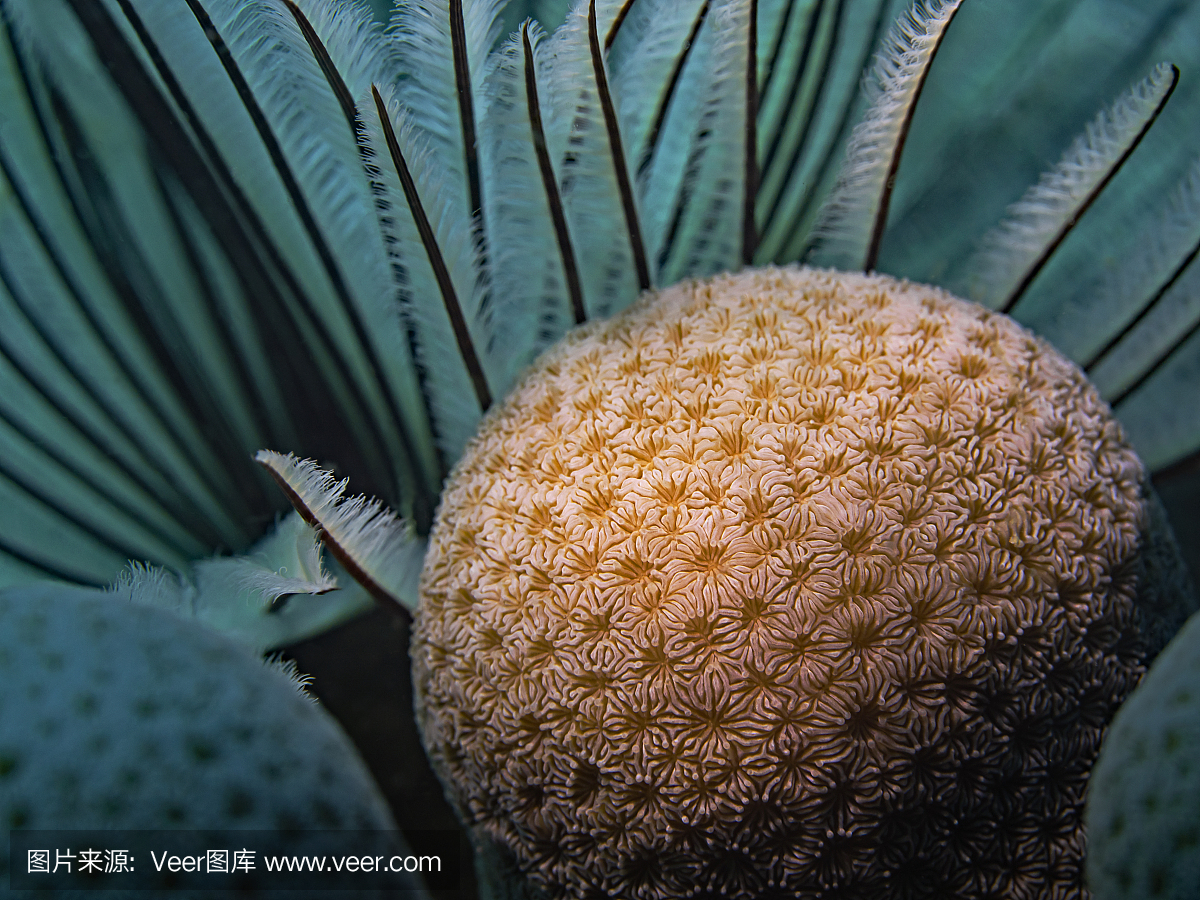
413 267 1193 899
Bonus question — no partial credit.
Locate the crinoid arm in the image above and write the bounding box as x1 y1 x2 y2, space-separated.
107 514 379 653
807 0 963 273
959 61 1180 314
1077 156 1200 479
257 450 427 615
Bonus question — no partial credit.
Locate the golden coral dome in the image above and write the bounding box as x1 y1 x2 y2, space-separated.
412 266 1195 899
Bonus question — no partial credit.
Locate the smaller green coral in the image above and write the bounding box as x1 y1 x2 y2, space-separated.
1087 608 1200 900
0 583 423 896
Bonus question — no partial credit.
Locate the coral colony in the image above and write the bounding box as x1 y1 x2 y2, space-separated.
1 0 1199 898
414 268 1193 897
0 585 400 835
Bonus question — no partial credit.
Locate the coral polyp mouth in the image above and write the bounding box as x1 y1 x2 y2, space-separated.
412 266 1195 899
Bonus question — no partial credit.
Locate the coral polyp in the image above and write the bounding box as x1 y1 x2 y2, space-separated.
413 266 1195 898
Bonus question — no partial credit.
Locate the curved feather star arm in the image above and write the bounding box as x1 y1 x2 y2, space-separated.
1080 160 1200 473
807 0 962 273
540 0 650 316
391 0 503 224
257 451 427 615
280 0 446 486
362 85 494 459
477 23 586 376
1032 155 1200 388
1101 317 1200 476
632 0 717 275
107 512 373 652
606 0 710 175
655 0 757 283
754 0 892 264
961 61 1179 313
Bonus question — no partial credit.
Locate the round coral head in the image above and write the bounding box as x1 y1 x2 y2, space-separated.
413 266 1194 899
